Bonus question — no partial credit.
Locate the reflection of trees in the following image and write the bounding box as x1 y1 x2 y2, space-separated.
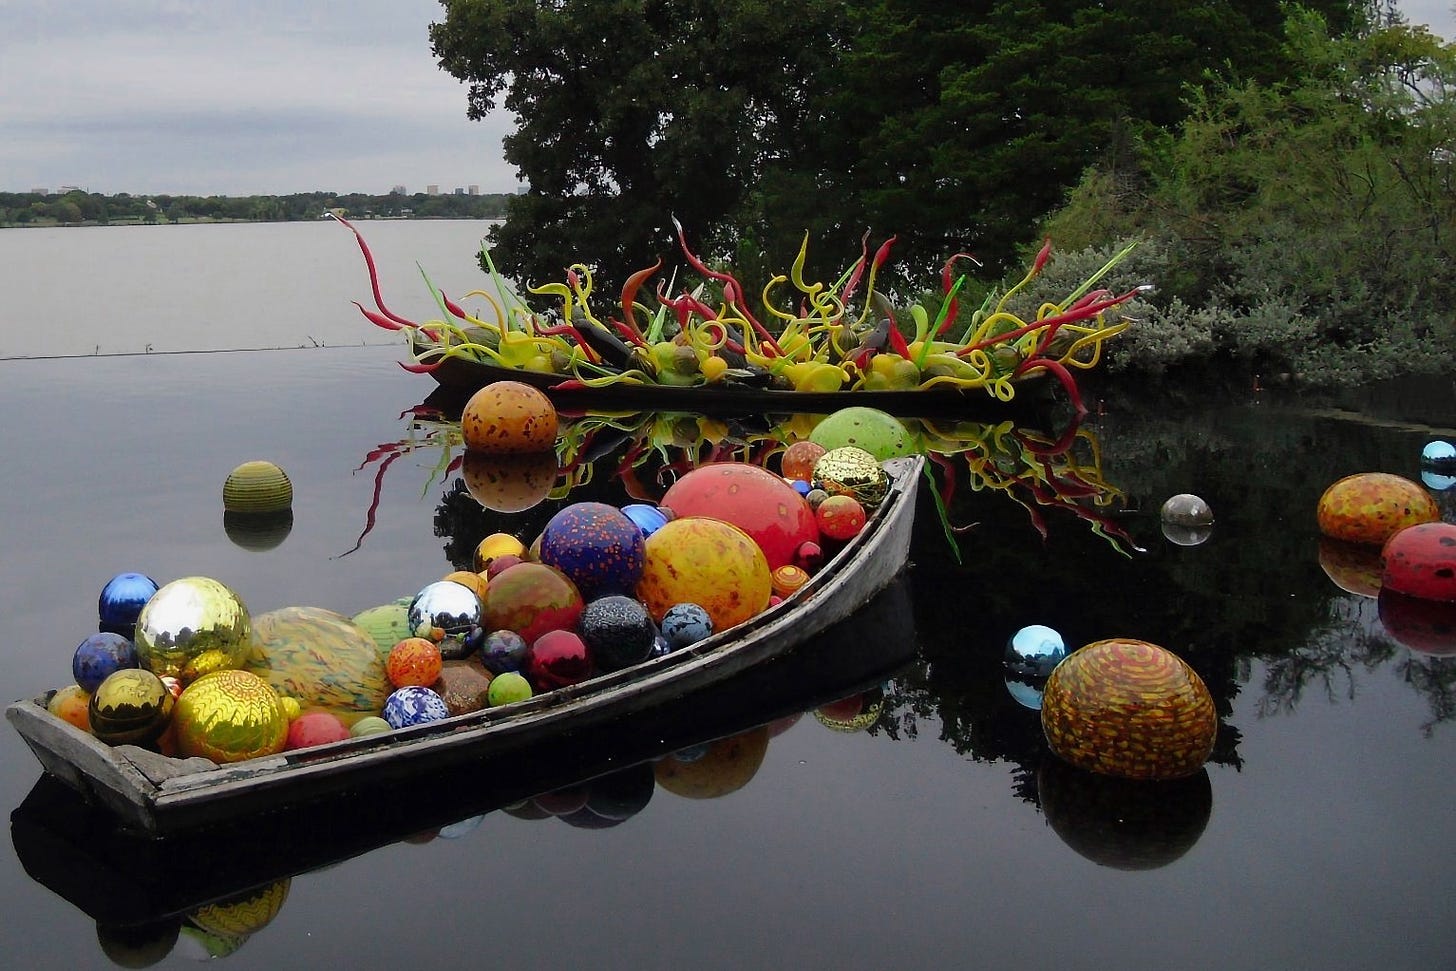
1398 655 1456 738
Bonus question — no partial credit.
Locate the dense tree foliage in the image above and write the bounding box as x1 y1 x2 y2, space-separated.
0 190 511 228
431 0 1355 289
1036 3 1456 386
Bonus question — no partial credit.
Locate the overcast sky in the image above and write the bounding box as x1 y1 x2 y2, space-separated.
2 1 1452 198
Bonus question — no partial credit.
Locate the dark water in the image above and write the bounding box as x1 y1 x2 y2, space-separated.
3 237 1456 968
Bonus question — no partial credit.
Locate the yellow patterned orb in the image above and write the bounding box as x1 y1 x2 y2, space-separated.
636 517 772 631
89 669 175 746
473 532 529 572
174 669 288 763
222 460 293 513
135 576 251 686
245 606 390 722
811 446 890 507
1041 638 1217 780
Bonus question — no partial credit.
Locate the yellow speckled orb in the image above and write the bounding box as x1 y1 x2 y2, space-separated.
811 446 890 507
473 532 530 572
246 606 391 722
635 517 772 631
47 684 92 732
135 576 251 686
1041 638 1217 780
89 669 175 746
1316 472 1439 546
222 460 293 513
174 669 288 763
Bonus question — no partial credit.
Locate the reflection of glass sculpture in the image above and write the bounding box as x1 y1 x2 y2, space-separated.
1038 760 1213 870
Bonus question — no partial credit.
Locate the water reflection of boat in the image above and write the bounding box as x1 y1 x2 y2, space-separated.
11 579 917 947
8 457 921 835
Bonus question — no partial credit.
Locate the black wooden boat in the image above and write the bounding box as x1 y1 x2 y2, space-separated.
8 456 923 836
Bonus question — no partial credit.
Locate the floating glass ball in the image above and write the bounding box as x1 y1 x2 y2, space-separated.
1317 472 1439 546
246 606 391 720
526 630 593 691
808 406 917 460
660 462 819 572
482 562 585 644
622 503 671 539
88 669 174 747
637 518 772 631
1041 638 1217 780
659 602 715 649
812 446 890 507
382 685 451 729
480 628 530 674
1421 439 1456 470
97 571 159 634
1381 522 1456 602
1160 493 1213 527
134 576 251 686
577 595 656 671
538 501 647 600
460 381 558 454
408 580 485 660
1005 624 1067 679
386 637 445 688
72 631 139 694
222 460 292 513
172 669 286 763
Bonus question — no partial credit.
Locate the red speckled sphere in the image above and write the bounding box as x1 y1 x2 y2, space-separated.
780 441 827 482
526 629 593 691
483 561 585 643
1041 638 1217 780
386 637 445 688
636 517 772 630
660 462 819 571
815 494 867 541
461 381 559 454
1380 522 1456 602
285 711 351 750
1316 472 1439 546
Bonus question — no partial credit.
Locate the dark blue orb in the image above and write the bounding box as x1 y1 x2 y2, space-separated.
480 629 530 674
538 502 646 600
621 503 671 538
578 595 656 671
72 632 139 694
97 572 159 632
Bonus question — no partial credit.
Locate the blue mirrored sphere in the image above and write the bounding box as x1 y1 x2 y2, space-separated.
622 503 671 539
1004 624 1068 679
97 572 160 633
1421 439 1455 470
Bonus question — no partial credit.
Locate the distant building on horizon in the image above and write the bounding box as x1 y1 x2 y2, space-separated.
426 184 440 195
29 187 49 196
468 185 479 195
389 184 407 195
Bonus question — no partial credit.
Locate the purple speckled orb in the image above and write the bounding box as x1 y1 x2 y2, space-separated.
382 686 451 729
72 632 139 694
537 502 646 600
97 572 160 634
480 628 530 674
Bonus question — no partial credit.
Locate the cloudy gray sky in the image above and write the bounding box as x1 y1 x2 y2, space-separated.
2 1 1452 198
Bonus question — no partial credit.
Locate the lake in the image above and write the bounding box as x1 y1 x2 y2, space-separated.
2 222 1454 970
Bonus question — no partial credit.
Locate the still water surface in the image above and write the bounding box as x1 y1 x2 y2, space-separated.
1 223 1454 969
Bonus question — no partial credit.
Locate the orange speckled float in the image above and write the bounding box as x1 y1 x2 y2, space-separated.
460 380 558 454
635 517 772 631
1041 638 1217 780
1316 472 1439 546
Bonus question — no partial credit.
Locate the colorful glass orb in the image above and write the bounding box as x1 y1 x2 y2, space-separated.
435 657 495 714
1041 638 1217 780
47 684 92 732
461 449 559 512
72 631 139 694
636 518 772 631
771 564 811 599
487 554 526 579
285 711 351 750
781 441 828 482
408 580 485 659
134 576 251 685
351 602 413 656
1422 439 1456 470
97 571 159 633
387 637 445 688
443 570 489 602
351 715 392 737
538 501 647 600
1381 522 1456 602
246 606 391 719
483 562 585 644
173 669 287 763
816 494 867 541
473 532 530 573
487 671 534 707
526 630 594 691
222 460 293 513
577 595 656 671
808 406 917 460
382 685 451 729
460 381 559 454
812 446 890 507
660 462 819 571
654 726 770 799
659 602 715 649
480 628 530 674
1316 472 1439 545
89 669 175 747
621 503 671 539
